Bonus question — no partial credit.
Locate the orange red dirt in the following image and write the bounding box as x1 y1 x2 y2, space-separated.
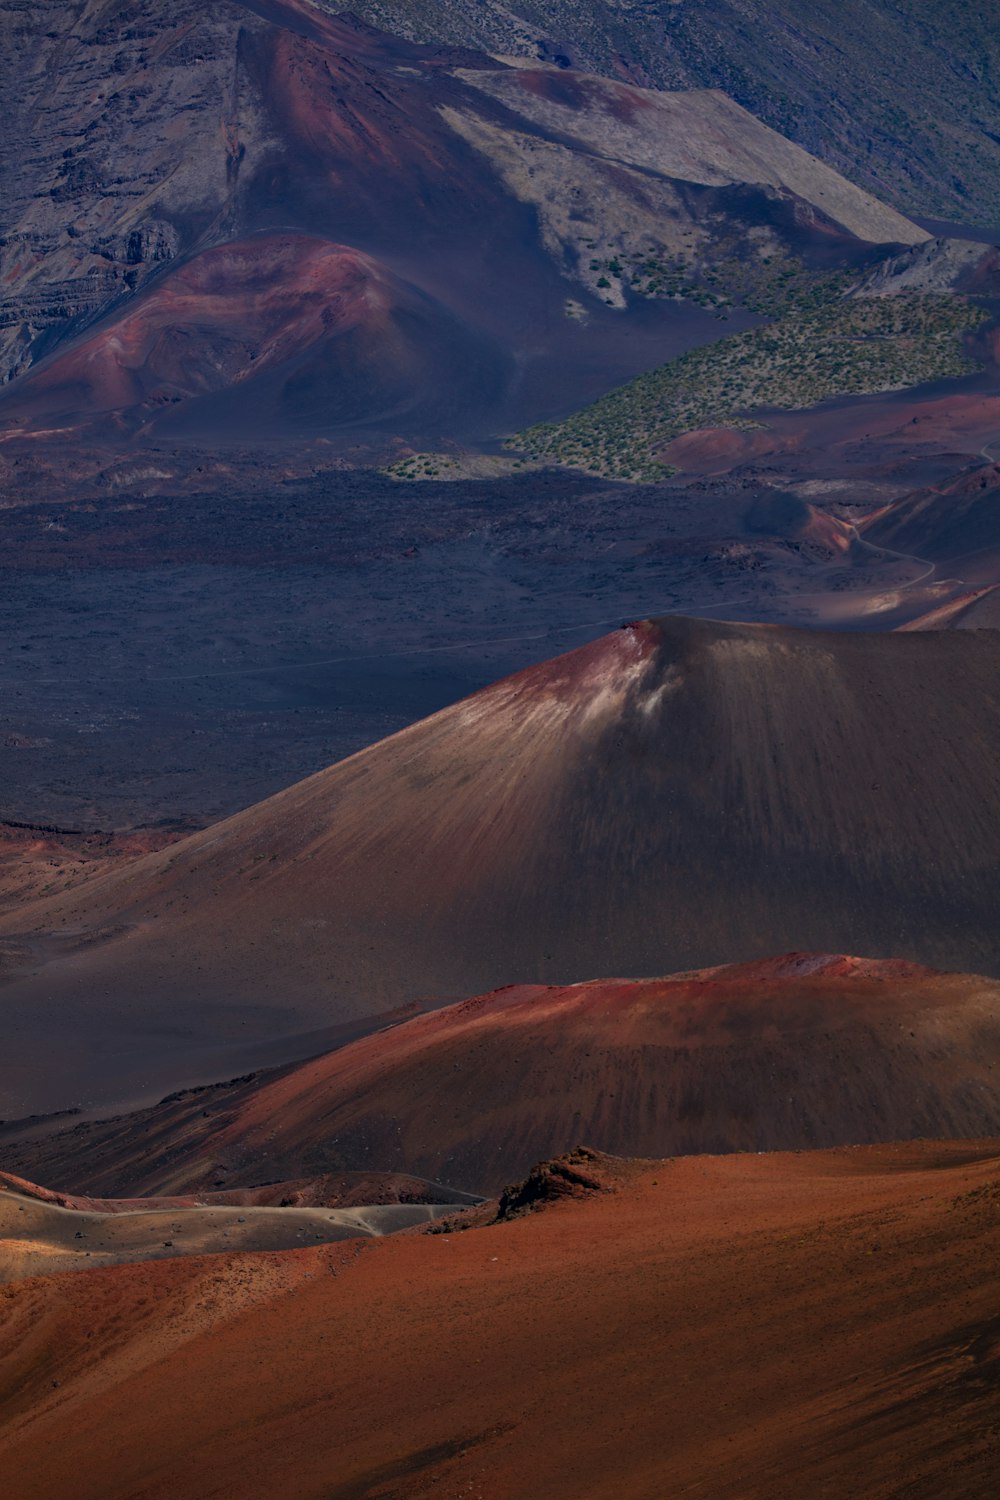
11 953 1000 1201
2 1141 999 1499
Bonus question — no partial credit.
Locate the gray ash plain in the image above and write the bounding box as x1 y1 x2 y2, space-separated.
0 457 977 830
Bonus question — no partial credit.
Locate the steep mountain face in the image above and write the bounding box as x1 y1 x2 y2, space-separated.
0 0 930 444
1 616 998 1117
0 0 256 386
354 0 1000 226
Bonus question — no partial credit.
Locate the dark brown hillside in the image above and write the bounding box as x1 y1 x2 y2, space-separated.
863 462 1000 581
0 233 507 441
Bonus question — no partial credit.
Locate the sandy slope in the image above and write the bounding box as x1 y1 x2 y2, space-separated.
2 1141 999 1498
0 1169 481 1214
0 234 506 442
863 460 1000 580
458 67 927 244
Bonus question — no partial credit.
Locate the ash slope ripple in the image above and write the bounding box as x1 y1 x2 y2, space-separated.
3 1142 1000 1500
0 616 998 1117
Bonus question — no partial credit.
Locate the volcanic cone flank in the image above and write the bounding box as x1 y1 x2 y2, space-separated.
11 956 1000 1199
1 617 998 1115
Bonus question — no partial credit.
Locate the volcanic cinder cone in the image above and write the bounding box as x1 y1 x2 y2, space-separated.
1 616 998 1115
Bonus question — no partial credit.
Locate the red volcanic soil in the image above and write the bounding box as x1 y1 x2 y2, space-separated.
2 236 381 415
0 233 505 441
0 821 190 913
658 423 801 472
1 615 999 1118
661 388 1000 486
10 955 1000 1199
767 389 1000 465
2 1141 1000 1499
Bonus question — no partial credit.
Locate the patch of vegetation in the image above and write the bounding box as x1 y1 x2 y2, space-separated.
384 453 462 481
509 294 986 482
584 249 855 322
383 452 539 483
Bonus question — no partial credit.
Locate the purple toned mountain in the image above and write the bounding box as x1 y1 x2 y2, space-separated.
0 1 929 448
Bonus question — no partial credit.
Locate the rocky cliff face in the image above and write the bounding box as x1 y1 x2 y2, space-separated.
0 0 274 384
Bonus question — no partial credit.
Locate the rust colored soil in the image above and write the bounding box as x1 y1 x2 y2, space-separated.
2 1141 1000 1499
0 822 189 914
10 954 1000 1200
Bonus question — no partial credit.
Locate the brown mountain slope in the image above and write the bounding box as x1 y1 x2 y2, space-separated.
9 955 1000 1199
2 1141 1000 1499
1 616 998 1117
898 587 1000 632
353 0 1000 227
449 65 926 248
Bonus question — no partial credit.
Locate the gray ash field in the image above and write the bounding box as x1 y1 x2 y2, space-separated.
0 457 985 831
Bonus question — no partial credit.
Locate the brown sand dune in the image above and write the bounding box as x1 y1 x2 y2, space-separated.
8 955 1000 1200
0 1175 462 1284
1 615 998 1118
1 1140 999 1498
